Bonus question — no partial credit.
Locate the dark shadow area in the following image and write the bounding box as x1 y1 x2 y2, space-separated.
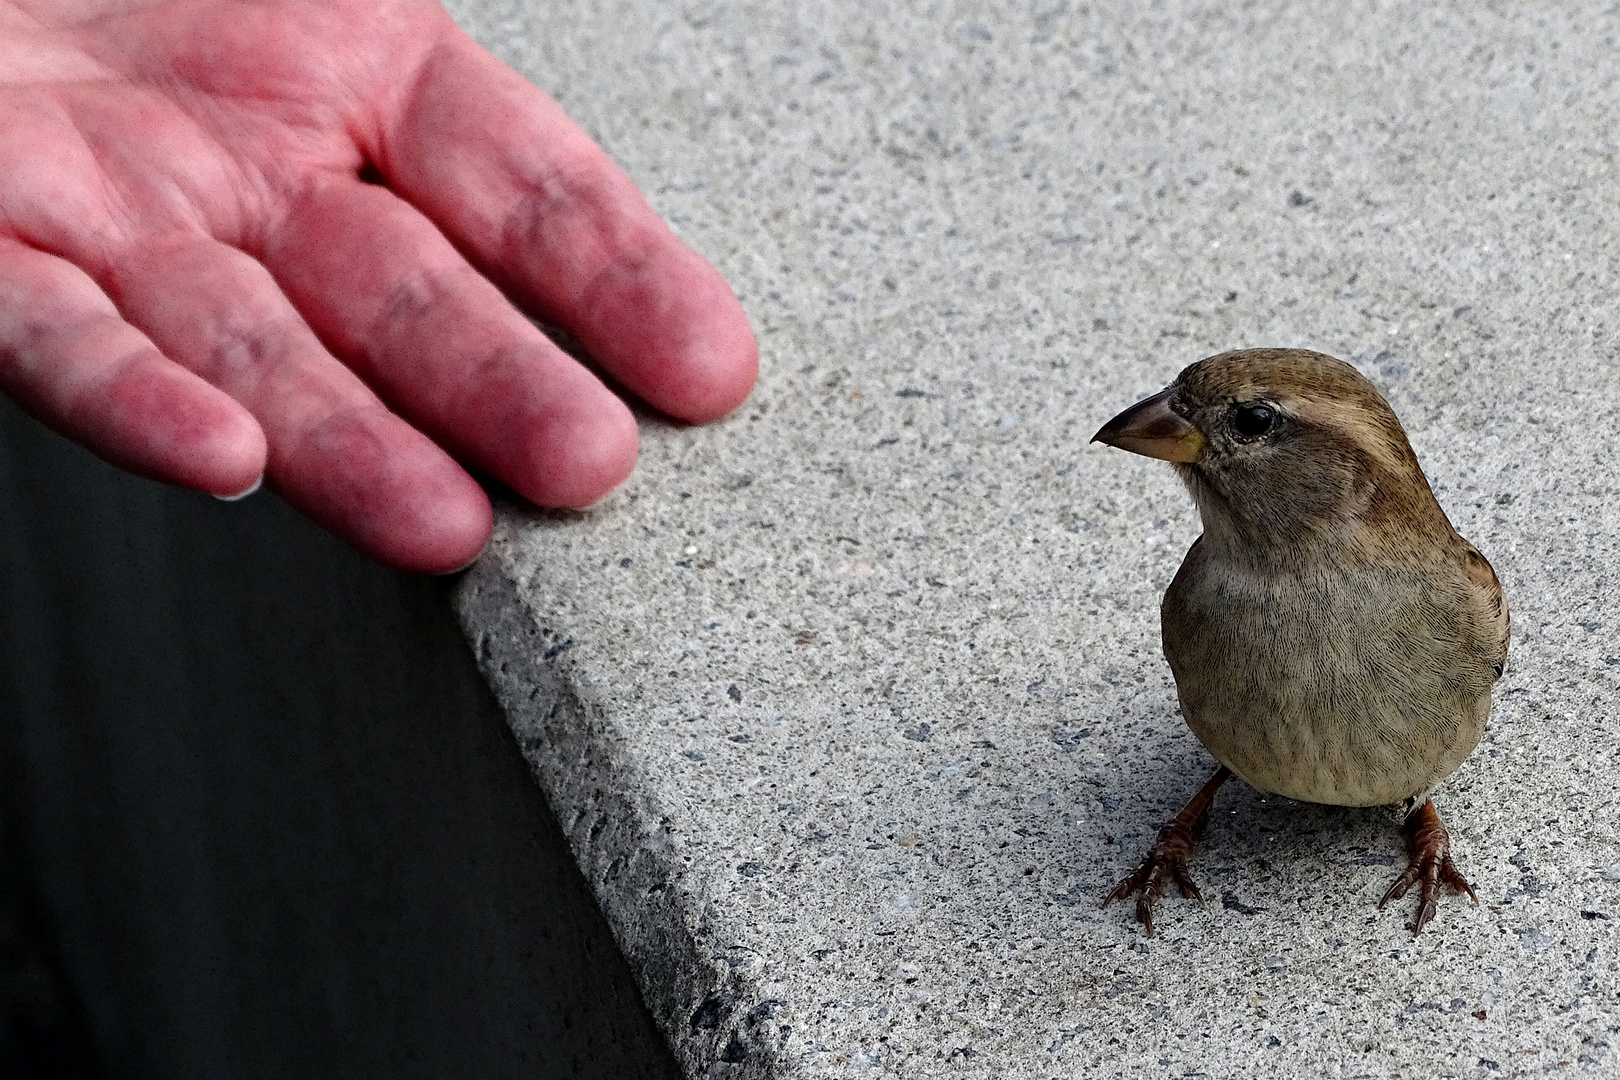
0 397 681 1080
0 809 96 1080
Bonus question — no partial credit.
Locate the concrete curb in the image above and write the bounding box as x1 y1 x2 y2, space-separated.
450 0 1620 1074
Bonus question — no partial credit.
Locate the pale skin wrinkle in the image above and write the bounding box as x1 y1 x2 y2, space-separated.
0 0 759 572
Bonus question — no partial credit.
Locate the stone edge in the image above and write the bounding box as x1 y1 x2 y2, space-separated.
453 545 795 1079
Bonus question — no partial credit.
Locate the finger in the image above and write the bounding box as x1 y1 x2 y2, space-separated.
0 237 264 495
262 177 637 509
93 233 491 573
372 27 758 423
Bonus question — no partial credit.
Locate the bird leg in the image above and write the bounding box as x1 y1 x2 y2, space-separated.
1379 798 1477 937
1102 766 1231 935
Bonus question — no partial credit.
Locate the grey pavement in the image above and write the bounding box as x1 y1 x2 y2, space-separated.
450 1 1620 1076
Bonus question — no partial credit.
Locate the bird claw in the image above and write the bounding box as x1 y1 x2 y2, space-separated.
1101 768 1229 936
1379 799 1476 937
1171 863 1203 903
1101 818 1204 936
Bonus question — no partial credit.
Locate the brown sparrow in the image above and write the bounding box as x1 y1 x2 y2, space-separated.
1091 348 1509 937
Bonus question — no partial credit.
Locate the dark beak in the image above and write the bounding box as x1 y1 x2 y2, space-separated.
1092 387 1205 463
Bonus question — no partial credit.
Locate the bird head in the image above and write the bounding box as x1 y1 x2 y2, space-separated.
1092 348 1448 555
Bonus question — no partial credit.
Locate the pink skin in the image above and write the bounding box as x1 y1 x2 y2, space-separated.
0 0 759 573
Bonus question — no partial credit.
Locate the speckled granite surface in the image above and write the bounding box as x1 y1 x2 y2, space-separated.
450 1 1620 1075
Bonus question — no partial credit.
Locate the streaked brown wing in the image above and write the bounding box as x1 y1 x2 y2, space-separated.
1463 545 1510 680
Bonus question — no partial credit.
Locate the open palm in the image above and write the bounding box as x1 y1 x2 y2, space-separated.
0 0 757 571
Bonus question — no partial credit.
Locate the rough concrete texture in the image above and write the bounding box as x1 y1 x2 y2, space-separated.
449 1 1620 1076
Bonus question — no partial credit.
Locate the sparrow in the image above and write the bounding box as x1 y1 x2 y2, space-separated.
1090 348 1509 937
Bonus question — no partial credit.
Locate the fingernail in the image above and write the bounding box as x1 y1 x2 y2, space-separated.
213 475 263 502
436 538 490 577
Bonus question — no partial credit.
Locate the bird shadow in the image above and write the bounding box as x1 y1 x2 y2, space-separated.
1057 752 1409 930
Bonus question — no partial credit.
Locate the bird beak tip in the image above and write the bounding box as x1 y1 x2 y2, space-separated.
1095 387 1205 464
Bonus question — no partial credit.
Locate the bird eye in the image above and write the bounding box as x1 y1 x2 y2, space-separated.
1231 403 1276 440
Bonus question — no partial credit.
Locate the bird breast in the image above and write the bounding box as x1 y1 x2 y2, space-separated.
1160 538 1496 807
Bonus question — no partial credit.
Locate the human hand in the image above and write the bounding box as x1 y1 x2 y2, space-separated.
0 0 757 572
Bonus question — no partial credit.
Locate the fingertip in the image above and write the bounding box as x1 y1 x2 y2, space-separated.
74 356 270 497
195 404 269 497
661 305 760 424
587 247 760 424
514 391 638 508
436 532 491 576
276 405 494 574
407 476 494 573
358 449 494 574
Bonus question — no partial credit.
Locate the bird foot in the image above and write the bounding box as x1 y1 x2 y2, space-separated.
1379 798 1477 937
1102 819 1205 936
1101 767 1230 936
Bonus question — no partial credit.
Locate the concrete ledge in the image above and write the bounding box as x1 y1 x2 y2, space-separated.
451 0 1620 1075
459 565 786 1076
